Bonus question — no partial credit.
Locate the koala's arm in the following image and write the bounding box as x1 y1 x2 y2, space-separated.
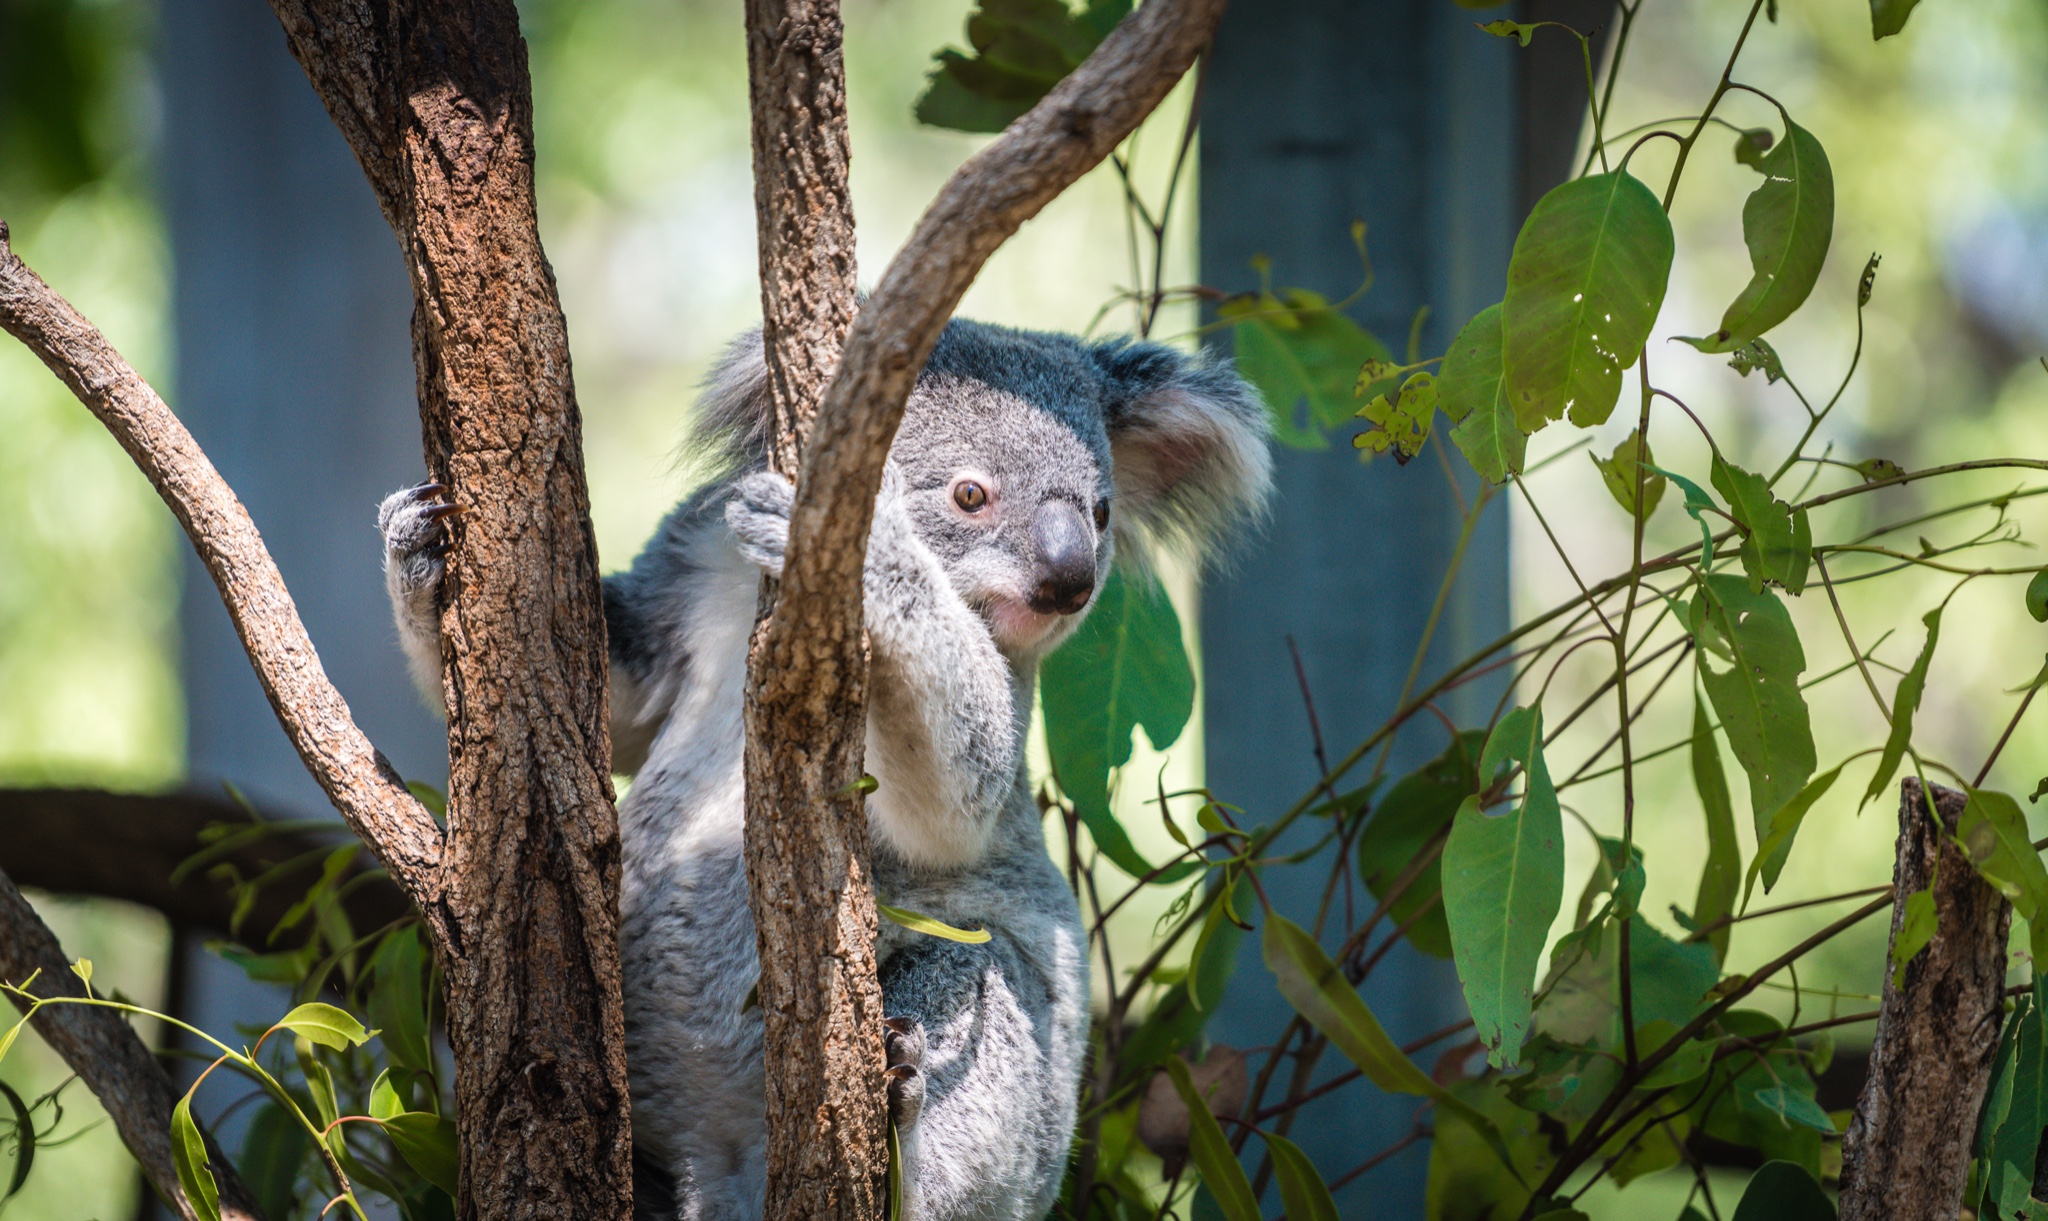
726 471 1023 867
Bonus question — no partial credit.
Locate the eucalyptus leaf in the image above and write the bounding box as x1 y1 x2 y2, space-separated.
1745 763 1845 902
384 1111 460 1198
1646 465 1721 573
912 0 1128 132
2025 568 2048 623
1163 1057 1257 1221
1228 291 1391 448
238 1101 311 1221
1354 730 1486 959
878 904 992 944
370 927 434 1073
1956 789 2048 953
1685 119 1834 351
1691 576 1817 836
1863 607 1941 811
276 1002 373 1052
1870 0 1921 39
1731 1160 1835 1220
1264 1132 1339 1221
1443 708 1565 1068
1690 697 1741 963
1590 430 1665 519
0 1080 31 1201
171 1093 223 1221
1711 455 1807 593
1503 170 1674 430
1439 304 1525 483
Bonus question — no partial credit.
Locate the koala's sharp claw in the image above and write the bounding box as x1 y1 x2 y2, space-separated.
422 501 465 521
884 1064 918 1082
414 480 446 497
883 1016 916 1036
424 541 453 560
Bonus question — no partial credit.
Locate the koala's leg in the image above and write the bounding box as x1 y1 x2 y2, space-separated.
724 470 1022 868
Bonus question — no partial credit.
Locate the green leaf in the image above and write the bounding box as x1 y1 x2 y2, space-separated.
1690 697 1741 963
1711 455 1808 594
1647 465 1721 574
1637 1021 1715 1089
213 941 317 985
371 927 434 1073
1691 576 1817 837
1041 567 1199 883
2026 568 2048 623
1870 0 1921 39
171 1093 222 1221
1686 119 1834 351
1503 170 1675 430
1477 18 1539 44
1163 1057 1256 1221
1889 886 1937 988
0 1079 33 1201
370 1070 405 1121
1426 1078 1554 1221
1443 708 1565 1068
1987 989 2048 1218
1745 763 1845 903
1439 304 1526 483
1862 607 1942 811
1728 338 1787 382
1733 127 1775 169
384 1111 460 1199
405 780 447 819
1956 789 2048 933
1229 291 1391 448
239 1101 311 1221
1589 429 1665 519
275 1002 373 1052
1353 371 1438 463
1731 1161 1835 1220
1354 731 1487 959
878 903 992 944
1264 1133 1339 1221
1746 1085 1835 1133
912 0 1123 132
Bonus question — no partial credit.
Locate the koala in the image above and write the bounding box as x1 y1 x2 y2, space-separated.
378 317 1271 1221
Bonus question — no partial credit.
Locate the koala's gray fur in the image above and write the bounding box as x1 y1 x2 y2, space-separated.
378 317 1271 1221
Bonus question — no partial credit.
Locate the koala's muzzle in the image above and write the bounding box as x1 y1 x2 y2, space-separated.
1029 500 1096 616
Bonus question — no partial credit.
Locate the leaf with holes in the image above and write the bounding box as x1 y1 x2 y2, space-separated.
913 0 1129 132
1439 304 1526 483
1683 119 1834 351
1711 455 1808 594
1691 576 1816 837
1503 170 1674 430
1590 430 1665 519
1228 291 1392 448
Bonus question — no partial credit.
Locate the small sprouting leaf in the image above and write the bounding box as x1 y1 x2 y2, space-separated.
1712 455 1808 594
1354 358 1401 390
171 1094 223 1221
1231 290 1392 448
1438 304 1526 483
1890 886 1937 988
0 1019 24 1066
878 904 992 944
1589 429 1666 519
1353 371 1438 463
1503 170 1674 430
1041 568 1199 883
275 1002 373 1052
1163 1057 1257 1221
1852 456 1905 483
1862 607 1941 812
1478 18 1539 44
1687 118 1835 352
1870 0 1921 38
1745 763 1846 902
69 959 92 995
1264 1132 1340 1221
1442 707 1565 1069
1647 465 1722 573
1726 338 1787 382
1690 697 1741 963
2026 569 2048 623
1731 1161 1834 1220
383 1111 460 1198
1733 127 1775 169
1691 576 1817 837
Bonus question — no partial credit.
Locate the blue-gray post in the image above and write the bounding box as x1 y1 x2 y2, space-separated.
1198 0 1599 1213
159 0 431 1170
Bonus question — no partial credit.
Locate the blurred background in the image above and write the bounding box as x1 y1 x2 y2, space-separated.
0 0 2044 1215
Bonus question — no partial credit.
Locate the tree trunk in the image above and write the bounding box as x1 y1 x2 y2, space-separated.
260 6 630 1219
738 2 888 1220
1839 777 2011 1219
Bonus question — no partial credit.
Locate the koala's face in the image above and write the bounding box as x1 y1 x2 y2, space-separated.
893 373 1116 656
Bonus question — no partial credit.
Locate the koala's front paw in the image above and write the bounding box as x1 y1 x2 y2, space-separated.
726 471 793 577
378 480 462 597
883 1015 926 1133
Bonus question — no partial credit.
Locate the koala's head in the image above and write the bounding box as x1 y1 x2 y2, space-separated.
698 317 1272 656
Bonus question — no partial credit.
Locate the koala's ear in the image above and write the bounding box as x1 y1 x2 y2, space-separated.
686 329 773 475
1093 339 1274 564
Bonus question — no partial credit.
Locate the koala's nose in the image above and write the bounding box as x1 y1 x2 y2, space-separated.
1029 501 1096 616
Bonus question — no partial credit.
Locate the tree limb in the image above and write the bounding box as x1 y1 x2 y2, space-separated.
0 222 444 905
1 867 266 1221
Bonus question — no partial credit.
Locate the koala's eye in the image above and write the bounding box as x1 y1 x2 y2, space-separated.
1093 498 1111 531
953 480 989 513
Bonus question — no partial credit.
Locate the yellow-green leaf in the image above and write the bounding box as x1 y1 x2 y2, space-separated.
877 904 992 944
1686 119 1834 351
1163 1057 1257 1221
275 1002 372 1052
383 1111 459 1198
1590 430 1665 519
1264 1132 1339 1221
171 1093 222 1221
1692 576 1816 837
1745 763 1846 904
1690 697 1741 963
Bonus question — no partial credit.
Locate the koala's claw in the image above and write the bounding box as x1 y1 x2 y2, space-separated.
726 471 794 577
379 479 461 594
883 1015 925 1132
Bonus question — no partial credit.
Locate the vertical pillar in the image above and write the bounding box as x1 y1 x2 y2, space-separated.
1198 0 1604 1213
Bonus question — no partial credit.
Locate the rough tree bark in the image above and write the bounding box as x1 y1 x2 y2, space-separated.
1840 778 2011 1219
742 0 1231 1214
0 868 265 1221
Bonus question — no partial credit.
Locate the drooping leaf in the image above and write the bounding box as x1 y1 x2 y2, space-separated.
1956 789 2048 964
1264 1133 1340 1221
1589 429 1665 519
1889 886 1937 988
1745 763 1846 902
239 1102 312 1221
1869 0 1921 39
0 1079 32 1201
1354 371 1438 463
1041 567 1199 882
1690 697 1741 963
370 927 434 1073
877 904 992 944
1862 607 1942 812
2026 568 2048 623
1691 576 1816 836
1438 304 1526 483
1683 119 1834 351
171 1094 222 1221
275 1002 372 1052
1503 170 1675 430
1425 1078 1554 1221
1694 1013 1826 1173
1163 1057 1257 1221
1731 1160 1835 1220
1646 465 1722 573
383 1112 460 1199
912 0 1128 132
1354 731 1487 959
1442 708 1565 1068
1227 290 1391 448
1980 988 2041 1218
1711 455 1808 594
1476 18 1540 44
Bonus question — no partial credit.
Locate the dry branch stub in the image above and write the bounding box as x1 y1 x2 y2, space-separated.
1839 778 2011 1219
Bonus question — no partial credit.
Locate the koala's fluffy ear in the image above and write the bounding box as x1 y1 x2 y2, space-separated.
686 329 774 475
1093 339 1274 565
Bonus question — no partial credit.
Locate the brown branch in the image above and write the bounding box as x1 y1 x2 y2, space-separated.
1 868 266 1221
0 223 443 903
0 787 410 939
